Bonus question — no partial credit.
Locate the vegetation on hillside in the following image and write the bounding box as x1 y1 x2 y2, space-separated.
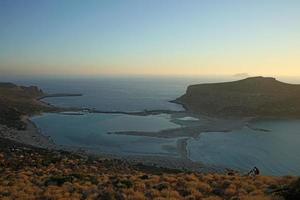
0 138 298 200
0 83 52 129
175 77 300 117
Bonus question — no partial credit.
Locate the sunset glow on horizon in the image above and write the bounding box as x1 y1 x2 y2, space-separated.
1 0 300 77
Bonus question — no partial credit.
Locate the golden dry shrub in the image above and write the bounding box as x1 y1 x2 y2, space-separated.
202 196 223 200
159 189 170 198
210 180 219 188
134 181 146 191
186 180 199 189
123 188 137 197
62 181 74 193
86 193 99 200
150 175 161 183
68 192 82 200
239 195 273 200
185 173 199 182
126 191 146 200
153 197 168 200
162 175 178 184
146 188 161 199
196 181 212 193
224 184 237 196
169 190 182 199
241 182 257 193
202 174 215 183
237 188 248 196
185 188 203 200
249 189 265 196
257 176 277 186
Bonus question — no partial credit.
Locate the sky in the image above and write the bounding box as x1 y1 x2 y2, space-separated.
0 0 300 77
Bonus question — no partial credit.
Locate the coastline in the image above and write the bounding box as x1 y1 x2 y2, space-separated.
0 92 84 150
2 82 300 176
0 98 296 200
20 94 232 173
0 115 57 149
0 90 259 174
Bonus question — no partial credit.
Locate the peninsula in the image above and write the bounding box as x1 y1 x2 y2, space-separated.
0 82 52 130
174 77 300 118
0 82 83 130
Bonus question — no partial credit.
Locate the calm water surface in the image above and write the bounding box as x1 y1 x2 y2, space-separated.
188 120 300 176
15 76 232 111
32 113 181 156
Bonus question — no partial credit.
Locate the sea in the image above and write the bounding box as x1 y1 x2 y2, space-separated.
9 75 300 176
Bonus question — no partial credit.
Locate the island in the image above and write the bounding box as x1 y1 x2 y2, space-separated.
173 76 300 118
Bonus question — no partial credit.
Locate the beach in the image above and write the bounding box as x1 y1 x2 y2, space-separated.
0 116 56 149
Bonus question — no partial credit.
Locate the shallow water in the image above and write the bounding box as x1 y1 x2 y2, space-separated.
32 113 182 156
187 119 300 176
33 112 300 175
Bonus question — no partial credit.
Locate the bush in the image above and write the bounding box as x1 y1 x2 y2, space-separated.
44 176 74 186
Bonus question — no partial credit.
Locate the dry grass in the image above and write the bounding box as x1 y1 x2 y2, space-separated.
0 137 298 200
0 146 297 200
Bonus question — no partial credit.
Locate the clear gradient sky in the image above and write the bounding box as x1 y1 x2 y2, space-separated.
0 0 300 77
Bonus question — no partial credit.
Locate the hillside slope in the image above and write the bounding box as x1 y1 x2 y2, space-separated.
0 83 51 129
175 77 300 117
0 138 297 200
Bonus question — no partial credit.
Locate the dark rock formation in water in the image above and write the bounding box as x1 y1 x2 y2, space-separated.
174 76 300 117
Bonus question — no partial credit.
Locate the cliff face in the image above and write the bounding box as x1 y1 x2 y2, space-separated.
175 77 300 117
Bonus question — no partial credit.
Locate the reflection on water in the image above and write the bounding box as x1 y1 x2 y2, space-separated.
187 120 300 176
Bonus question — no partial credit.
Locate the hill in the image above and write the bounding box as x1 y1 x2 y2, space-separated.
0 82 52 129
0 137 297 200
174 77 300 117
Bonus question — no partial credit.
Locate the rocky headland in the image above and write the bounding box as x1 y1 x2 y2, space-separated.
174 77 300 118
0 82 82 148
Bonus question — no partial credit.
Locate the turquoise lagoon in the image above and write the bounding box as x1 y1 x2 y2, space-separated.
32 113 300 175
187 120 300 176
32 113 182 156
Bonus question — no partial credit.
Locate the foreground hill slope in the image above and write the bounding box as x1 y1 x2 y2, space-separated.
175 77 300 117
0 138 297 200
